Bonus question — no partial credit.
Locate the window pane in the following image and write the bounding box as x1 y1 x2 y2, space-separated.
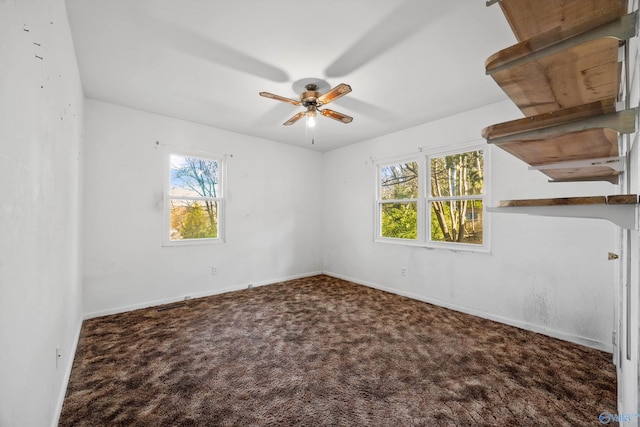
380 162 419 200
430 151 483 197
170 155 220 197
430 200 483 244
381 202 417 239
170 200 218 240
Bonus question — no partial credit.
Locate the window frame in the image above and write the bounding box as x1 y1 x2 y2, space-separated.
163 148 226 247
374 143 490 252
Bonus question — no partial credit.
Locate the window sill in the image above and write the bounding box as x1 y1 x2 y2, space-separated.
374 237 490 253
163 238 224 247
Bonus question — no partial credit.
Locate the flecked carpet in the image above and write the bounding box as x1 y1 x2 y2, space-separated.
60 275 617 426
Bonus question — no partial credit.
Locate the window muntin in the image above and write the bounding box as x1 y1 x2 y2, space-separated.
166 152 223 244
375 147 487 250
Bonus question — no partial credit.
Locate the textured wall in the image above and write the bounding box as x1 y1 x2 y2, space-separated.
0 1 84 426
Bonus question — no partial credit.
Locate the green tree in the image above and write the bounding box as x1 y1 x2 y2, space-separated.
382 203 417 239
180 202 217 239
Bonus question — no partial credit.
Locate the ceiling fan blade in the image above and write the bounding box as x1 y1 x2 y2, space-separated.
283 111 306 126
317 83 352 105
162 24 289 82
320 109 353 124
325 1 447 78
259 92 300 106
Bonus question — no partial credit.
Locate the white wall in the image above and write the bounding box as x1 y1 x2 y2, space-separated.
0 1 84 426
82 99 323 317
323 100 617 351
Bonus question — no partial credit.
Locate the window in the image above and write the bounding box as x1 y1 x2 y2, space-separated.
375 145 488 251
165 151 224 245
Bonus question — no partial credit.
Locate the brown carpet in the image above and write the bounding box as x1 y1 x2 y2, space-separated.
60 275 617 426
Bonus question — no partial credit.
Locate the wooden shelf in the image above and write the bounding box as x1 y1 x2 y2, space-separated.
486 11 635 116
482 102 637 184
497 194 637 207
494 0 628 43
483 0 636 184
489 194 639 228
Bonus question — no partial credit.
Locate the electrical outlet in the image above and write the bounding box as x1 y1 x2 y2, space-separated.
211 266 218 275
247 284 254 289
401 267 407 277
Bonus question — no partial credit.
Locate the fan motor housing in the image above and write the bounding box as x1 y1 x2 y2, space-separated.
300 90 321 107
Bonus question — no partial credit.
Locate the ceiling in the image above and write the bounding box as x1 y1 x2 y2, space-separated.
64 0 516 152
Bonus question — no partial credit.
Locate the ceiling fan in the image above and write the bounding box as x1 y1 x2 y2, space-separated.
259 83 353 126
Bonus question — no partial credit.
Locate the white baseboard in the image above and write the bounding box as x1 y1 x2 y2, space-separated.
83 271 323 320
323 271 612 353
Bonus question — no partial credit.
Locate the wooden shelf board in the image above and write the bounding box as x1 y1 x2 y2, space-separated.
484 107 636 145
497 0 627 42
483 107 636 183
491 127 620 183
498 194 637 207
491 128 619 165
486 10 634 73
608 194 639 204
482 100 617 140
498 196 607 207
489 37 622 116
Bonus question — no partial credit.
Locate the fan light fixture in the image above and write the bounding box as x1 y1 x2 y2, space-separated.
307 115 316 128
306 105 317 127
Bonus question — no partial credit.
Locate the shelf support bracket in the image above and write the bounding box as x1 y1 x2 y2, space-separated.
489 195 640 229
528 156 626 172
488 204 638 229
486 108 637 146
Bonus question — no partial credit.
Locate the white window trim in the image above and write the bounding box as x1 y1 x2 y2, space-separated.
374 143 490 253
163 148 226 247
